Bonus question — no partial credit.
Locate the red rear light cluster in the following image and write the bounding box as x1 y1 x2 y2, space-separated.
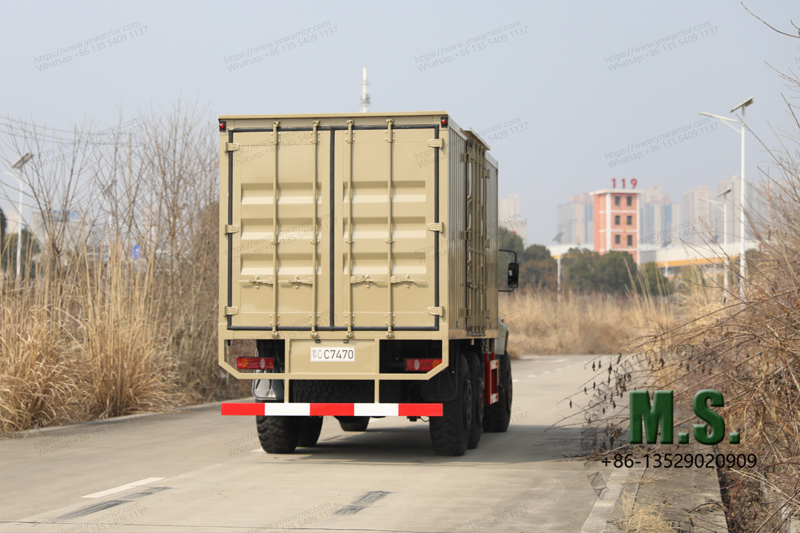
236 357 274 370
405 358 442 372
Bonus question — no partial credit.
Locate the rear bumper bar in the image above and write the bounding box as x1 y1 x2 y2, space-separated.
221 402 443 417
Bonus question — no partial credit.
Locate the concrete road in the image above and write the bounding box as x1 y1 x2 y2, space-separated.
0 356 606 533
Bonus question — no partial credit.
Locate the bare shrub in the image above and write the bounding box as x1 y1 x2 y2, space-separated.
0 100 247 433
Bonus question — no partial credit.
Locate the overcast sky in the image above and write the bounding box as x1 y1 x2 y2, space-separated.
1 1 798 244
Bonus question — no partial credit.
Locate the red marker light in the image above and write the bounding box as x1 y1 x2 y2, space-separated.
236 357 274 370
440 117 448 127
405 358 442 372
219 121 226 132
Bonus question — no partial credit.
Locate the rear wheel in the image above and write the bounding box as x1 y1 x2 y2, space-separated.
429 354 471 456
467 353 484 449
483 353 512 432
336 416 370 432
297 416 323 447
256 415 299 454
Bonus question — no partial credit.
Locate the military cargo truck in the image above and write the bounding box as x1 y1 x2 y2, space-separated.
219 112 518 456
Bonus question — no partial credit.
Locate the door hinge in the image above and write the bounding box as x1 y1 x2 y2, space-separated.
224 306 239 315
224 224 239 234
427 306 443 316
428 138 443 149
427 222 443 232
226 143 240 152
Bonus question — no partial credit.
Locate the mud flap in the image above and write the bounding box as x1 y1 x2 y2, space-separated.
422 366 457 402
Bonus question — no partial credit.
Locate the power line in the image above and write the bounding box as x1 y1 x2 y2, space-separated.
0 117 141 146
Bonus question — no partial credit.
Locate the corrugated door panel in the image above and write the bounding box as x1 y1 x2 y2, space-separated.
486 159 499 331
448 130 467 331
229 129 331 330
334 127 437 331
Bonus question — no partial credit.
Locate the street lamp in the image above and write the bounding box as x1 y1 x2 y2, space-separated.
3 153 33 282
700 187 732 301
699 96 753 300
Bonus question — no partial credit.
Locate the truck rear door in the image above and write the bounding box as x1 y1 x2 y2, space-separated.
334 122 440 333
226 125 331 332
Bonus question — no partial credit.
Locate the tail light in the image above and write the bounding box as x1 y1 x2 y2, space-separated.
237 357 274 370
405 358 442 372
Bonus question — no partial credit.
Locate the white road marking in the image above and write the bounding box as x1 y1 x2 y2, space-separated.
543 371 551 375
556 368 563 372
567 365 573 368
251 448 263 453
82 477 164 499
527 375 536 378
512 379 519 383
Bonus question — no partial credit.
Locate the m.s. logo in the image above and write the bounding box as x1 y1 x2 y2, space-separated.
629 390 739 445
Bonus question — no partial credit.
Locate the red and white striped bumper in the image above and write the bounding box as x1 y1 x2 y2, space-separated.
221 402 443 417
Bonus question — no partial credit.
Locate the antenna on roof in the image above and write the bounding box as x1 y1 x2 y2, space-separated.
360 67 371 113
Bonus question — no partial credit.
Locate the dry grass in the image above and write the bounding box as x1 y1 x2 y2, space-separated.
499 289 671 356
0 241 185 433
613 491 676 533
0 101 248 434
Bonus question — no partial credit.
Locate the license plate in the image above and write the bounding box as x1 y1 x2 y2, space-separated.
310 347 355 362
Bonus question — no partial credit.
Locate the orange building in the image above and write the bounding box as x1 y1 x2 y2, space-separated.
591 189 643 264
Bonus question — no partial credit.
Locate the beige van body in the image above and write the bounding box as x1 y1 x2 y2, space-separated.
218 112 501 401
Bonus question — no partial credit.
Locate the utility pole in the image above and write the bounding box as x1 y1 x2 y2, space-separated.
698 96 753 301
8 153 32 284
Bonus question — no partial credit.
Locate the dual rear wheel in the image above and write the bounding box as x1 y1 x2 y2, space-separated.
428 350 510 456
256 351 512 455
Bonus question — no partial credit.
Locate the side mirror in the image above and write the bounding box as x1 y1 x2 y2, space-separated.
507 262 519 289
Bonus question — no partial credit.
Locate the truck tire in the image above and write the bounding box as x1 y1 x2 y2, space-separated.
483 353 512 432
466 353 484 449
337 416 370 432
297 417 323 447
429 354 472 456
256 415 299 454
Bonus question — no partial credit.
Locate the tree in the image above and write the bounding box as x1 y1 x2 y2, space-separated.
562 249 637 294
594 251 637 294
517 244 557 290
498 226 524 257
521 243 551 263
562 248 600 292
